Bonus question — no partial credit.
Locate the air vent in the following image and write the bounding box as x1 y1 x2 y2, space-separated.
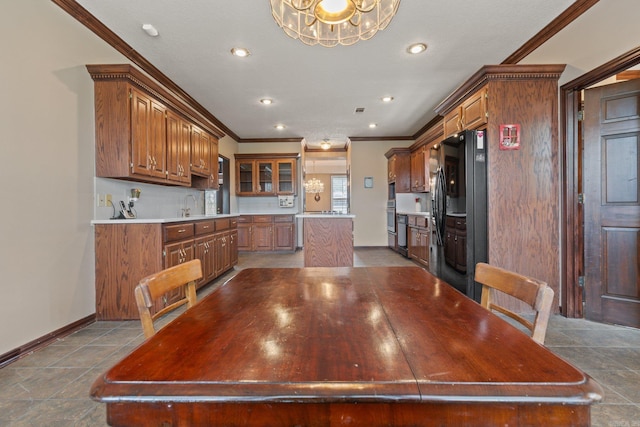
354 107 365 114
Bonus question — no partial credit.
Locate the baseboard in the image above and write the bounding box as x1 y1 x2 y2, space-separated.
0 314 96 368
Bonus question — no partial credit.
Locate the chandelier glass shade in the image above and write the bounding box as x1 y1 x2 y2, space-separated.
270 0 401 47
304 178 325 201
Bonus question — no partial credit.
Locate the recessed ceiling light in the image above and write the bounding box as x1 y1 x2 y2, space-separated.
141 24 159 37
369 123 377 128
407 43 427 54
260 98 273 105
381 96 394 103
274 124 285 130
231 47 251 57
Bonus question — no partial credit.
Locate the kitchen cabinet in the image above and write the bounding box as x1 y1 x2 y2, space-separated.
410 146 429 193
461 87 488 131
407 215 429 268
252 216 274 251
237 215 296 252
443 106 462 139
444 215 467 272
234 154 298 196
442 87 488 138
166 110 191 184
94 217 238 320
87 64 223 188
385 148 411 193
274 215 296 251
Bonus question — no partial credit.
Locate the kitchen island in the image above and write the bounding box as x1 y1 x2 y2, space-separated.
297 213 355 267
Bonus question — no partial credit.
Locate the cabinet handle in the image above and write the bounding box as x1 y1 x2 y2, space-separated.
178 229 186 233
163 296 168 306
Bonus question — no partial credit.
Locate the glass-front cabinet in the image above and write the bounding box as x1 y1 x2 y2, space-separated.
234 154 297 196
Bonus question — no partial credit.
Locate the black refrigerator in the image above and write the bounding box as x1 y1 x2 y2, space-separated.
435 129 488 302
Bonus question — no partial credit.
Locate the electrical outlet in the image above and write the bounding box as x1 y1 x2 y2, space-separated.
105 194 112 207
97 193 105 207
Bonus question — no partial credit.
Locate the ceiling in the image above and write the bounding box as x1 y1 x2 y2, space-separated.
74 0 581 148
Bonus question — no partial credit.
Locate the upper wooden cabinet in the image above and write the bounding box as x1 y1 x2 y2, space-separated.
442 87 488 138
87 64 223 188
443 107 462 139
234 153 298 196
410 146 428 193
385 148 411 193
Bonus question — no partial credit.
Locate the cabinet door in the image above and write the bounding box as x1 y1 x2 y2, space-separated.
236 160 255 194
445 229 456 267
388 156 396 182
456 231 467 273
252 223 273 251
410 149 426 192
256 160 275 194
409 227 420 260
461 87 487 130
148 100 167 178
443 106 462 138
194 235 215 287
191 125 211 176
274 223 294 251
131 88 153 177
419 231 430 267
229 229 238 266
276 160 295 194
166 110 191 184
163 240 193 306
237 223 252 251
214 232 231 276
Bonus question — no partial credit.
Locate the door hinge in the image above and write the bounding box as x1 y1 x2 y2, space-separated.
577 193 585 204
577 110 584 121
578 276 586 303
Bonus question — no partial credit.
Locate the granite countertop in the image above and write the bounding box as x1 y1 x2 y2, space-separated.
446 212 467 217
296 213 356 219
397 211 431 217
91 213 239 225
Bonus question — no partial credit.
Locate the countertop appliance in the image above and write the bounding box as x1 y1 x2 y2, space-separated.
440 129 488 302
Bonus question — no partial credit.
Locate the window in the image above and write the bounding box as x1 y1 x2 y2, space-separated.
331 175 348 214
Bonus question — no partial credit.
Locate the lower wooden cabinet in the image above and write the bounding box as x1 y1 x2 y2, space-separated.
237 215 296 252
444 215 467 272
94 217 238 320
408 215 430 268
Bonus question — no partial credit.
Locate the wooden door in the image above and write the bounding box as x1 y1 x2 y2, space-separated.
583 79 640 328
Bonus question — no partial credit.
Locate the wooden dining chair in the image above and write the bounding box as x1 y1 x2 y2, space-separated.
134 259 203 338
475 262 554 344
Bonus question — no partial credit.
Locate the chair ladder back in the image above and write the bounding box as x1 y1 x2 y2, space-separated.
134 259 202 339
476 262 554 344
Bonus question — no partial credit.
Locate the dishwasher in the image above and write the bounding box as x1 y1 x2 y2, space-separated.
397 214 408 257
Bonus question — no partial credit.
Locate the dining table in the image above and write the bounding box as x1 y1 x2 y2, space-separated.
91 266 602 426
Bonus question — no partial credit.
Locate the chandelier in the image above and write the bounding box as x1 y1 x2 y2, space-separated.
304 178 325 201
270 0 401 47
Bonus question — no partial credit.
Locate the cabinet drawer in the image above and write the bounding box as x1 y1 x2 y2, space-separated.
215 218 230 231
445 217 456 228
253 215 273 223
229 217 238 228
164 223 194 242
407 215 417 227
238 215 252 223
274 215 294 223
455 218 467 230
414 216 429 229
195 220 215 235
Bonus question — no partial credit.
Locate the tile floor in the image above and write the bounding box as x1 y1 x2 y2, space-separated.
1 248 639 426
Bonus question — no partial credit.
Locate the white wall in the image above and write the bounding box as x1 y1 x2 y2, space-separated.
0 1 127 354
350 140 412 246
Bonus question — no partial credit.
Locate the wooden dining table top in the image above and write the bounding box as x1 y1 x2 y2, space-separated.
91 266 602 406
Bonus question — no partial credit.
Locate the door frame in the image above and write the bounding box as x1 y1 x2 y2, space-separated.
561 45 640 317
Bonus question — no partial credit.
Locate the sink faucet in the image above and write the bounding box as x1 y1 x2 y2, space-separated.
183 194 198 217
